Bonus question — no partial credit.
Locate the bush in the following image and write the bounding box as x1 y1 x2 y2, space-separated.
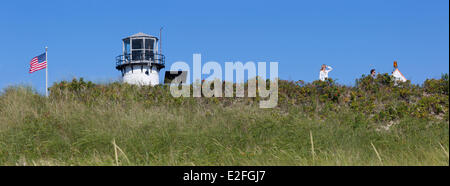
424 73 449 95
46 74 450 123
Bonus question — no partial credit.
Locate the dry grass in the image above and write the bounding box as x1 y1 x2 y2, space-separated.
0 84 448 166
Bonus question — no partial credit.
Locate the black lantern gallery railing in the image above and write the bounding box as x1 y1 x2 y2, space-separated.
116 52 165 69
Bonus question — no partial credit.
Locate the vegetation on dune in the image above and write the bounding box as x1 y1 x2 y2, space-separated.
0 74 448 165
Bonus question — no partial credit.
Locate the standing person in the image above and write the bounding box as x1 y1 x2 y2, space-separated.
370 69 377 78
319 64 333 81
392 61 407 83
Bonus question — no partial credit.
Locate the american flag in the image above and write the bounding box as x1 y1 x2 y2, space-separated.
29 53 47 73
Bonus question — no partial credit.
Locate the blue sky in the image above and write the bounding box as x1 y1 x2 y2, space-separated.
0 0 448 94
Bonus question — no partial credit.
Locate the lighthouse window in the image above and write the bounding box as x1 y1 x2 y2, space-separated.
124 40 130 54
145 39 154 50
144 39 154 61
132 39 143 49
144 50 154 61
132 50 143 60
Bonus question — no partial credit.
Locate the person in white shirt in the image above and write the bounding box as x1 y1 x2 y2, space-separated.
319 64 333 81
391 61 407 83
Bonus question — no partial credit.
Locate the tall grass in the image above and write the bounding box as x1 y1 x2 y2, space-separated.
0 75 448 166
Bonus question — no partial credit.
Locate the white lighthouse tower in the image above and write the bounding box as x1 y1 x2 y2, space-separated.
116 32 165 86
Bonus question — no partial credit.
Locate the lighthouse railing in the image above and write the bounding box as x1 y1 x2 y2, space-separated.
116 53 165 67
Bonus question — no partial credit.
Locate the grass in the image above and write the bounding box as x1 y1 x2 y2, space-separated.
0 77 448 166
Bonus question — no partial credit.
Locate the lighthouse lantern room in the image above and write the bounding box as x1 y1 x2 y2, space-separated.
115 32 165 86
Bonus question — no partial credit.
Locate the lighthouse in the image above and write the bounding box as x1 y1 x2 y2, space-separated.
115 32 165 86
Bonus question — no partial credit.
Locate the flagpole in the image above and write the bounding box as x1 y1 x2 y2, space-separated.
45 46 48 97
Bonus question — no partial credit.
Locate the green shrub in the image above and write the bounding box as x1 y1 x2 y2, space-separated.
46 74 449 123
424 73 449 95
